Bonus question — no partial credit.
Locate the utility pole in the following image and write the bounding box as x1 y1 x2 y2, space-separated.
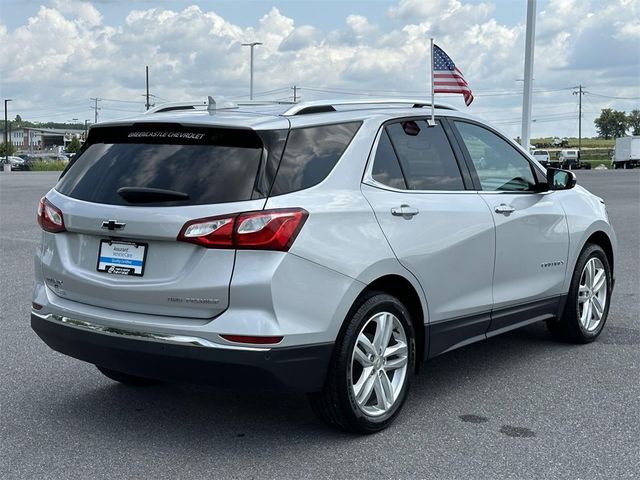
573 85 585 152
90 98 101 123
4 98 11 164
292 85 298 102
241 42 262 100
520 0 536 151
145 66 150 111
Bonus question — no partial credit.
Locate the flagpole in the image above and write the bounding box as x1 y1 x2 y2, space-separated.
429 38 436 126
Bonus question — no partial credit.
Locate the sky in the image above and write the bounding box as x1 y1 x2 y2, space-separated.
0 0 638 139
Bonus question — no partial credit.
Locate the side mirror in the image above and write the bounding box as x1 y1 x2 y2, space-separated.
547 168 576 191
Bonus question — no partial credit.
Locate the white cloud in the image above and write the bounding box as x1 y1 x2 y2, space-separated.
0 0 638 137
280 25 319 51
52 0 103 27
346 14 377 37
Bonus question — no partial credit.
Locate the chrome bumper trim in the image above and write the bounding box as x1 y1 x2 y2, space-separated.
32 311 271 352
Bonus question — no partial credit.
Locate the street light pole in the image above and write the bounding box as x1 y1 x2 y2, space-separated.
520 0 536 151
241 42 262 100
145 66 150 111
4 98 12 164
573 85 584 152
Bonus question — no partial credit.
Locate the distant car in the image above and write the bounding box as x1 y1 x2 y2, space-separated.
559 149 591 170
4 156 30 171
532 149 550 166
553 137 569 148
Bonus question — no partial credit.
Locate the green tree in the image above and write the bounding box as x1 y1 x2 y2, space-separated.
594 108 628 139
0 141 17 156
627 109 640 136
66 136 81 153
14 114 22 123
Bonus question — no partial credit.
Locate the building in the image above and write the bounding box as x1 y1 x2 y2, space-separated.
9 127 85 153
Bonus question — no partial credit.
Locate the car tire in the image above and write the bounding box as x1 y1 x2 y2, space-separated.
96 366 161 386
308 291 416 434
546 244 612 343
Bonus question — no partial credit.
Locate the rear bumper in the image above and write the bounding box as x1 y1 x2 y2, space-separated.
31 312 333 392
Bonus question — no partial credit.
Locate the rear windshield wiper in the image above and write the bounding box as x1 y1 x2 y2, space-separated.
117 187 190 203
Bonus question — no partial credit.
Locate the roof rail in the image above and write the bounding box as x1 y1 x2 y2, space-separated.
282 98 458 116
236 100 296 106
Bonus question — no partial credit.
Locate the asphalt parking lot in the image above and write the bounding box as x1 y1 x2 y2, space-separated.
1 170 638 479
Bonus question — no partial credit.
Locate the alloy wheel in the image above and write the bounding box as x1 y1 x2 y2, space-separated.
350 311 409 417
577 257 608 332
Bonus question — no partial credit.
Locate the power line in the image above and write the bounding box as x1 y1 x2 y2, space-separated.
101 98 143 104
12 99 88 113
229 87 290 99
299 85 576 97
101 107 143 113
584 92 640 100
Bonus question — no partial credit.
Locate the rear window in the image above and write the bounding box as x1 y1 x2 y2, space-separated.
270 122 361 196
56 124 271 206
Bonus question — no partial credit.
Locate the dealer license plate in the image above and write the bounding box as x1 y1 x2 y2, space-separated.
97 240 147 276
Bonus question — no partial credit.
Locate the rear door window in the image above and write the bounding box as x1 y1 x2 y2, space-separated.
384 120 465 191
56 125 272 206
270 122 361 196
371 130 407 189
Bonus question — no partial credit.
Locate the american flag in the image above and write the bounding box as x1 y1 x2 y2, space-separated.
433 44 474 106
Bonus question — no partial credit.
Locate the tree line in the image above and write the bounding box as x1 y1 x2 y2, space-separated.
1 115 87 131
594 109 640 139
1 115 85 156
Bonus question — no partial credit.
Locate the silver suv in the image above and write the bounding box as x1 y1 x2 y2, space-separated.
32 98 616 433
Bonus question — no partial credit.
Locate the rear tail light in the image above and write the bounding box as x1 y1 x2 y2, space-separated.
177 208 308 251
37 197 66 233
179 217 235 248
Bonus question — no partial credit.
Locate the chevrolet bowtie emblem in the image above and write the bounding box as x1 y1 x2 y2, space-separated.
101 220 126 231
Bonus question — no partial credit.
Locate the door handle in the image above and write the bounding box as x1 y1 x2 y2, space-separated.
391 204 420 217
494 204 515 214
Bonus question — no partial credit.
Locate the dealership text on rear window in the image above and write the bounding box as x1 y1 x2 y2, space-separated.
127 132 206 140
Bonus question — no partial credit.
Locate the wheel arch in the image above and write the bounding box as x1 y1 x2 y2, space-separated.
563 218 616 294
585 231 614 276
355 274 427 370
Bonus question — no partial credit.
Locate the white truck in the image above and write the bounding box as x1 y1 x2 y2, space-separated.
532 149 550 166
558 149 591 169
613 136 640 169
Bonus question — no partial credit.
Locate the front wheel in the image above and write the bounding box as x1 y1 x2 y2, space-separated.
309 292 416 433
547 244 612 343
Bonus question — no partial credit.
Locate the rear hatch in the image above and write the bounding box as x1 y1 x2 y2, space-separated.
42 123 285 319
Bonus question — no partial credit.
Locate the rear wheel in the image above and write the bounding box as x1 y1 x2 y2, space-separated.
96 366 161 386
309 292 416 433
547 244 611 343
